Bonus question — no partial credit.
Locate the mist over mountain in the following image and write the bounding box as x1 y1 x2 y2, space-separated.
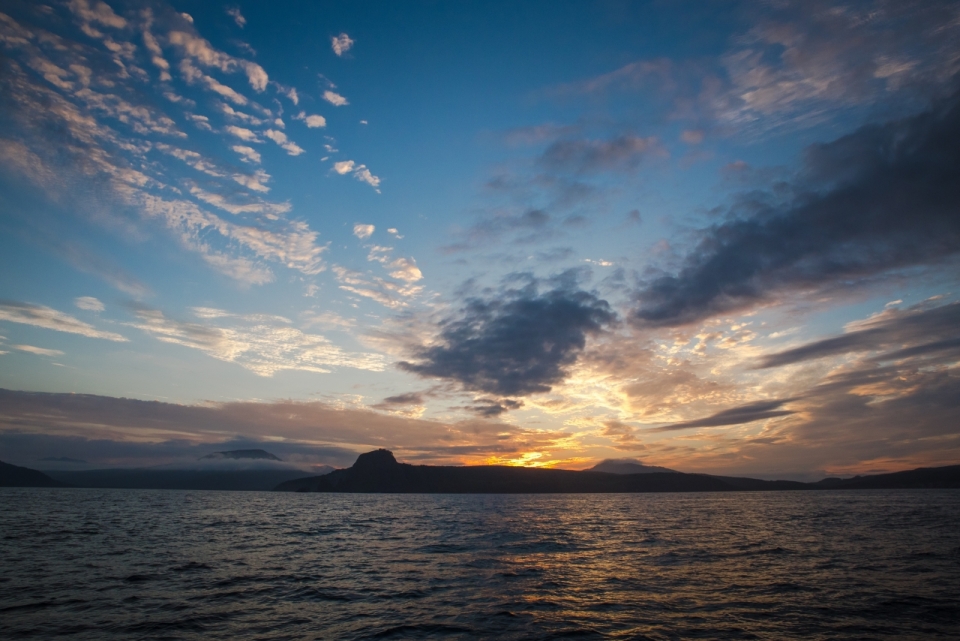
199 449 282 461
34 448 333 490
587 459 677 474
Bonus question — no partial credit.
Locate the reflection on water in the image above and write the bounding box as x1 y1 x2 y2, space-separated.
1 489 959 639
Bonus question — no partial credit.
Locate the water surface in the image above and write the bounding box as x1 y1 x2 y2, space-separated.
2 489 959 639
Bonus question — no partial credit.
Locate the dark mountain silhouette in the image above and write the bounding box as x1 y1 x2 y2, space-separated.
274 449 805 493
587 458 676 474
199 449 281 461
44 468 313 491
275 450 960 493
1 460 69 487
812 465 960 489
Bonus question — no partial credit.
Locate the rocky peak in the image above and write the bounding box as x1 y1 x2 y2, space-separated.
352 449 398 470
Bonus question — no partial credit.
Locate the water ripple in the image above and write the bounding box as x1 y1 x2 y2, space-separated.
1 489 959 639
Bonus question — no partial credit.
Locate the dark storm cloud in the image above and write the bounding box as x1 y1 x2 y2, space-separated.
632 93 960 327
758 301 960 368
399 277 616 397
652 399 797 432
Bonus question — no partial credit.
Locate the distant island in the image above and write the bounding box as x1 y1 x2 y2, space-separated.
274 449 960 493
3 450 959 492
1 460 69 487
5 449 324 491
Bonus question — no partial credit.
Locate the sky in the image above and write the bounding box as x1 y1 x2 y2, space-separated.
0 0 959 480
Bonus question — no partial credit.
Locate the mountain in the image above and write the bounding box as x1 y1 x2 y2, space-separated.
42 448 332 491
199 449 282 461
274 449 806 493
0 460 69 487
812 465 960 489
45 467 319 491
275 449 960 493
587 458 677 474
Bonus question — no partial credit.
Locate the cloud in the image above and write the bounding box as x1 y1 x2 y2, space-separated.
128 305 385 377
231 145 261 163
13 344 65 357
463 398 524 417
331 33 353 57
219 103 263 125
263 129 304 155
399 276 616 397
323 90 348 106
352 165 380 190
563 2 960 137
332 266 422 309
538 135 662 174
227 7 246 28
66 0 127 38
388 257 422 282
225 125 261 142
633 94 960 327
74 296 104 312
189 186 291 217
0 301 127 341
651 399 797 432
300 310 356 330
0 389 569 467
168 30 268 92
232 168 272 193
377 392 424 406
335 162 380 190
294 112 326 128
441 209 554 253
758 301 960 369
353 223 375 239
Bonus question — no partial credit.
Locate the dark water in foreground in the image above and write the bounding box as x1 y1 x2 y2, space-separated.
1 489 959 640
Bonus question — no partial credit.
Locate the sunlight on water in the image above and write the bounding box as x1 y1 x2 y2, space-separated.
2 489 959 639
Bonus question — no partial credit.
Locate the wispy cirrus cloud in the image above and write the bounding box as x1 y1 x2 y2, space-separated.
226 7 246 29
12 344 65 357
0 301 127 341
332 265 423 309
74 296 104 312
0 2 343 287
128 305 385 376
560 1 960 137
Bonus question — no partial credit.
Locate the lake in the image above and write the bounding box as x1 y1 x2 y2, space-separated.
2 488 959 639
